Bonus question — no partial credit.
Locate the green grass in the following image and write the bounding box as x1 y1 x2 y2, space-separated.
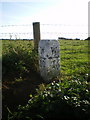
59 40 89 81
2 39 90 120
2 39 89 82
2 39 90 84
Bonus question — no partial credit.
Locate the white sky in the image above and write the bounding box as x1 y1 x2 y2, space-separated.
0 0 89 39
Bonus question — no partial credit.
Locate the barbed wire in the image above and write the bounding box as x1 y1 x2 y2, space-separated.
41 32 88 34
0 23 88 39
0 32 88 34
43 24 88 26
0 32 32 34
0 24 32 27
0 24 88 27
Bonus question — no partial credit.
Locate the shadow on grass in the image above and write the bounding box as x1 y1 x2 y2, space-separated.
2 48 44 120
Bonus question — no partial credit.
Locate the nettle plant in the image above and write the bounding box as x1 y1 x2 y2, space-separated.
8 77 90 120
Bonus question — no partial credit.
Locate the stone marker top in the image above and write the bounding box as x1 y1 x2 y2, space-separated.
39 39 59 47
39 40 60 59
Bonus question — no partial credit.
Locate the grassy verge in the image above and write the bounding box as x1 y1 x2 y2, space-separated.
2 39 90 120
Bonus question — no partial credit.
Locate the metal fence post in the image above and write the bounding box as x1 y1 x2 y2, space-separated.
33 22 41 51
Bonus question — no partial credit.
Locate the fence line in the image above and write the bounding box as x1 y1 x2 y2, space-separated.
0 23 88 27
0 24 32 27
0 32 88 35
0 33 88 40
0 23 88 40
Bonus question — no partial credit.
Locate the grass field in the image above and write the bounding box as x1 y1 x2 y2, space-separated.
59 40 89 81
2 39 89 81
2 39 90 120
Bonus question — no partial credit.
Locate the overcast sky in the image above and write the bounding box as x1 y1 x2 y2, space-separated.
0 0 89 39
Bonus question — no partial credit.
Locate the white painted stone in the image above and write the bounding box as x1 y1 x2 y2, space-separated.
38 40 60 82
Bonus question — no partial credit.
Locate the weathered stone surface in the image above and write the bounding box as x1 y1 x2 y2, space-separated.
38 40 60 82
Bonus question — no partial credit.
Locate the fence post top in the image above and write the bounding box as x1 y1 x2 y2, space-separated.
33 22 40 24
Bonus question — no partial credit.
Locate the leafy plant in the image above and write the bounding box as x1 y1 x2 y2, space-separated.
8 78 90 120
2 40 39 81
